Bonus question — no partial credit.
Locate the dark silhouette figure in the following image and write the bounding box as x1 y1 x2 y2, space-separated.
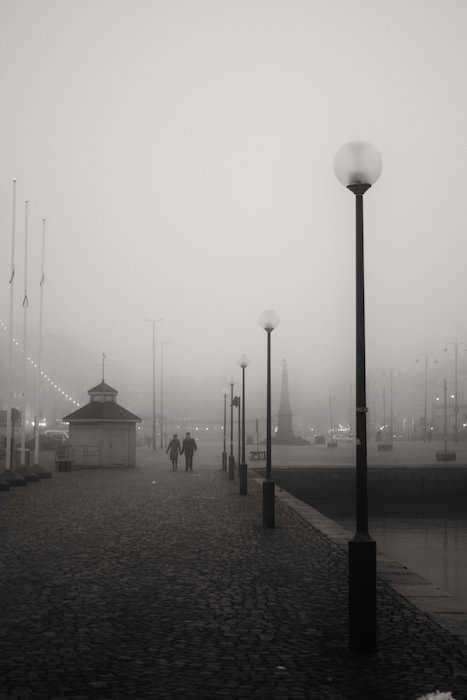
181 432 197 471
166 434 181 470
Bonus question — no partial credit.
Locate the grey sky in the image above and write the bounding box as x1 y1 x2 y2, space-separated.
1 0 467 427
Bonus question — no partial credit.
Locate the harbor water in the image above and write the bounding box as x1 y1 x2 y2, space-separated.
252 439 467 610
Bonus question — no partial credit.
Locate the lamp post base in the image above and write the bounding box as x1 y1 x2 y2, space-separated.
228 455 235 480
348 536 377 652
222 451 227 471
239 463 247 495
262 480 275 528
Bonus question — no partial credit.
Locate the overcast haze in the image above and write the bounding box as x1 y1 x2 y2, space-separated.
2 0 467 430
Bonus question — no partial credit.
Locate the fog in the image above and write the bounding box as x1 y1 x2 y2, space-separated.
1 0 467 433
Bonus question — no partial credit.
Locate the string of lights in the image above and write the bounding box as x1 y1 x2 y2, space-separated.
0 318 80 407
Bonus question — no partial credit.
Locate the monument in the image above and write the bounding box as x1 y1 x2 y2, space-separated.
273 359 309 445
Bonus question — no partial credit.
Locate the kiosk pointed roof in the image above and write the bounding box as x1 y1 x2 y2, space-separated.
88 381 118 396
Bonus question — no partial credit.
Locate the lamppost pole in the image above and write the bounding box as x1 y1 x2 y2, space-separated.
444 339 467 444
20 201 29 470
145 317 163 451
259 310 279 527
158 341 170 449
266 329 272 480
222 388 228 470
354 185 369 536
455 343 458 445
237 396 241 467
5 179 16 473
423 355 428 440
381 368 400 447
416 353 437 441
228 378 235 479
334 141 382 653
237 354 250 494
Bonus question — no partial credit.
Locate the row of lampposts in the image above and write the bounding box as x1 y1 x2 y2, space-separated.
221 311 280 522
221 142 382 653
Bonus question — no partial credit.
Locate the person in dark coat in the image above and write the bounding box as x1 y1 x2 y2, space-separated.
181 432 197 471
166 434 181 470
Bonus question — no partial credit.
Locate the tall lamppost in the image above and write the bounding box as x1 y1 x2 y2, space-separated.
444 339 467 444
237 354 250 495
334 141 382 653
145 317 163 450
158 340 170 449
20 201 29 471
416 352 437 441
228 377 235 479
233 395 241 467
259 309 280 528
222 388 228 470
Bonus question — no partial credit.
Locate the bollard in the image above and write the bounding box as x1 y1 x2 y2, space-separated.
262 480 275 528
228 455 235 480
239 463 247 495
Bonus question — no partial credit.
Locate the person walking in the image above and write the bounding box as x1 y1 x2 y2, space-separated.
181 432 197 471
166 433 181 470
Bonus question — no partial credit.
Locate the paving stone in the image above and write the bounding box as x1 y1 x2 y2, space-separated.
0 450 467 699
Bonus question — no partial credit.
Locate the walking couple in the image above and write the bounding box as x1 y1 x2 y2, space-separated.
166 432 197 471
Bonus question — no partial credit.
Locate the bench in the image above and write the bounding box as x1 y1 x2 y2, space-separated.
249 450 266 461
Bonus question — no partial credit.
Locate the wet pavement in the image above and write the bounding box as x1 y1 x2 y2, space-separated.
1 446 466 699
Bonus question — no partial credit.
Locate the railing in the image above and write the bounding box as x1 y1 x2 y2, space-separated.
55 445 101 470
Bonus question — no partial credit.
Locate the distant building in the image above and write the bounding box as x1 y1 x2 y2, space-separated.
63 381 141 468
273 359 309 445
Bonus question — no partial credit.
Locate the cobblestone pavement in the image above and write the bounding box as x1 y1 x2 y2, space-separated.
1 448 466 700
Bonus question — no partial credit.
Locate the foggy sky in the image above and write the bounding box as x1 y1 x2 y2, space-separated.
1 0 467 428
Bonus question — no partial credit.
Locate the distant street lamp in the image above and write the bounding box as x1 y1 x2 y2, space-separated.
334 141 382 653
416 352 437 441
228 377 235 479
237 354 250 495
145 317 163 450
435 380 456 461
233 395 241 468
443 339 467 444
158 341 170 449
327 393 338 448
222 388 228 470
380 368 400 449
259 309 280 528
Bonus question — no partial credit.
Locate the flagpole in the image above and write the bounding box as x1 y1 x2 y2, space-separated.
34 219 46 469
20 201 29 468
5 180 16 472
